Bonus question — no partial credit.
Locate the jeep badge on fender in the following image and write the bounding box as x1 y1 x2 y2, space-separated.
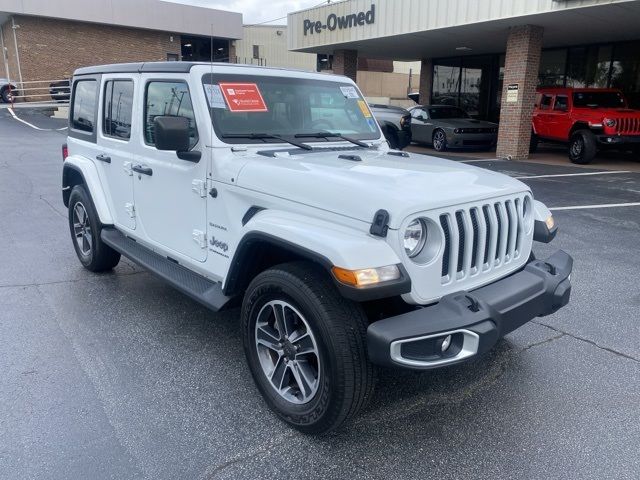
62 61 573 434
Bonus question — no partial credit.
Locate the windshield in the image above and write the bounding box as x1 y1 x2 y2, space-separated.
201 73 380 144
572 91 625 109
428 107 470 119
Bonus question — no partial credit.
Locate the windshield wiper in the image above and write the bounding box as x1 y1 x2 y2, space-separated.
294 131 372 148
221 133 313 151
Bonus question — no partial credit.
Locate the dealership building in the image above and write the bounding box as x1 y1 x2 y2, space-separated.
288 0 640 160
0 0 242 90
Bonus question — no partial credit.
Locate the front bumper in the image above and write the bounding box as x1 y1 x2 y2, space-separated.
447 132 497 149
596 134 640 145
368 250 572 370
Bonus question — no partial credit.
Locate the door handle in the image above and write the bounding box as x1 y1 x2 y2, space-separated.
132 164 153 176
96 154 111 163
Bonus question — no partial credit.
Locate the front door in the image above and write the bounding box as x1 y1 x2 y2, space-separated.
410 108 431 143
132 77 208 263
95 76 136 231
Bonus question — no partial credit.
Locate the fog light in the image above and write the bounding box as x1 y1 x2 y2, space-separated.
440 335 452 352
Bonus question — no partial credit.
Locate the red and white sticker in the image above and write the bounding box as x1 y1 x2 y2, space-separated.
219 83 268 112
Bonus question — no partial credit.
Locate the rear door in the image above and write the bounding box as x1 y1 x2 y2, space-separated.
95 75 136 230
534 94 555 137
548 94 572 140
132 75 208 263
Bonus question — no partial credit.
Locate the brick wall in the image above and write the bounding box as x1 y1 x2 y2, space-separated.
496 25 544 160
332 49 358 82
5 15 181 90
418 58 433 105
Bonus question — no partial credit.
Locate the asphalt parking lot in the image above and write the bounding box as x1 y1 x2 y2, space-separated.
1 108 639 480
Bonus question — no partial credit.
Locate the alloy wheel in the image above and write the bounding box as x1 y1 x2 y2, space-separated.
254 300 321 404
72 202 92 256
433 130 446 150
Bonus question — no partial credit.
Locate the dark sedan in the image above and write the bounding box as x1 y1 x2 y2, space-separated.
409 105 498 151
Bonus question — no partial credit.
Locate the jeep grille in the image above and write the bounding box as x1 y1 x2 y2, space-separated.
439 195 529 284
614 118 640 135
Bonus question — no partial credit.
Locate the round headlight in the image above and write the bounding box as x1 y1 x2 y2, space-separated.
404 219 427 258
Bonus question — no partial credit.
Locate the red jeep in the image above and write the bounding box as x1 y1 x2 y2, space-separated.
531 87 640 164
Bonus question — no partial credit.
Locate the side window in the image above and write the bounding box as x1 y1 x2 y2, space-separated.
71 80 98 133
103 80 134 140
554 95 568 111
411 108 425 119
540 94 554 110
144 81 198 149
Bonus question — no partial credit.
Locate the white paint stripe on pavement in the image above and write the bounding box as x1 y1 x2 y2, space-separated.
7 107 67 131
515 170 629 179
458 158 502 163
550 202 640 211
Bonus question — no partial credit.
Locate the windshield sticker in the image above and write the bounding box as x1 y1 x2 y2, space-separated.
340 86 360 99
219 83 268 112
357 99 373 118
203 84 227 109
366 117 378 131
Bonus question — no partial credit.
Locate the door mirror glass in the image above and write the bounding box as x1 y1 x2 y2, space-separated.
416 115 425 121
153 116 191 151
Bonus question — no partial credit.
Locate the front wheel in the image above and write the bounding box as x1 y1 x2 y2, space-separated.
242 262 374 434
432 129 447 152
568 130 597 164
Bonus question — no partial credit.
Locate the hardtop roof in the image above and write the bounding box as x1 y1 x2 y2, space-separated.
73 61 322 77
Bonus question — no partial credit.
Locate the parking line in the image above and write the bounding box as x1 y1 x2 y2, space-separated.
7 107 67 131
550 202 640 211
515 170 629 179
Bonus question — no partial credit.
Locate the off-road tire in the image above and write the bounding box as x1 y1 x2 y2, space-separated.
68 185 121 272
1 86 14 103
529 131 539 153
432 129 447 152
568 129 597 164
242 261 375 434
384 126 400 149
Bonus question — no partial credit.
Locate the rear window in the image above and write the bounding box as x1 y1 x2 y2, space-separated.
539 94 553 110
71 80 98 133
103 80 134 140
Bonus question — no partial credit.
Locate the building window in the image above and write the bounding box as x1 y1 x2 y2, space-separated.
539 49 567 87
71 80 97 133
432 62 460 107
252 45 260 60
103 80 134 140
566 45 612 88
610 41 640 109
144 81 198 149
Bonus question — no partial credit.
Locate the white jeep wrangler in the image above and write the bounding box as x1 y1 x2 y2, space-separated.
62 62 572 433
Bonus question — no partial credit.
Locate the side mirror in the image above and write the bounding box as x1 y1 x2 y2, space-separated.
416 115 425 121
153 116 201 162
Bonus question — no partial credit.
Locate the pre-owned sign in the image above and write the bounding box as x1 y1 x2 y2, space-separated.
303 4 375 36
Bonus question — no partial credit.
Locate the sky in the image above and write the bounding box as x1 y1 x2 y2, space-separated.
164 0 331 25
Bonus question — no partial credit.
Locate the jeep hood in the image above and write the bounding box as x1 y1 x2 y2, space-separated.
236 149 528 229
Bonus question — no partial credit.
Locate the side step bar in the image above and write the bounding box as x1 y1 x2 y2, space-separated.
101 228 233 312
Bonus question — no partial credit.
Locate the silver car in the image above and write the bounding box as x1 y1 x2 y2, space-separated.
409 105 498 152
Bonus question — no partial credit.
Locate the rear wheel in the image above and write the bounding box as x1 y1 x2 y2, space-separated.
432 129 447 152
568 130 597 164
68 185 120 271
529 131 539 153
242 262 374 434
1 86 14 103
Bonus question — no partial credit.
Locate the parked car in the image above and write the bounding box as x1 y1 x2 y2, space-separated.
62 62 572 434
369 103 411 149
532 87 640 164
409 105 498 151
0 78 18 103
49 80 71 102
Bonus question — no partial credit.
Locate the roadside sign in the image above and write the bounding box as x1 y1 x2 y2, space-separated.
506 84 519 103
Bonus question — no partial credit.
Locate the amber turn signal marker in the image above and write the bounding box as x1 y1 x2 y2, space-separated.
332 266 359 286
